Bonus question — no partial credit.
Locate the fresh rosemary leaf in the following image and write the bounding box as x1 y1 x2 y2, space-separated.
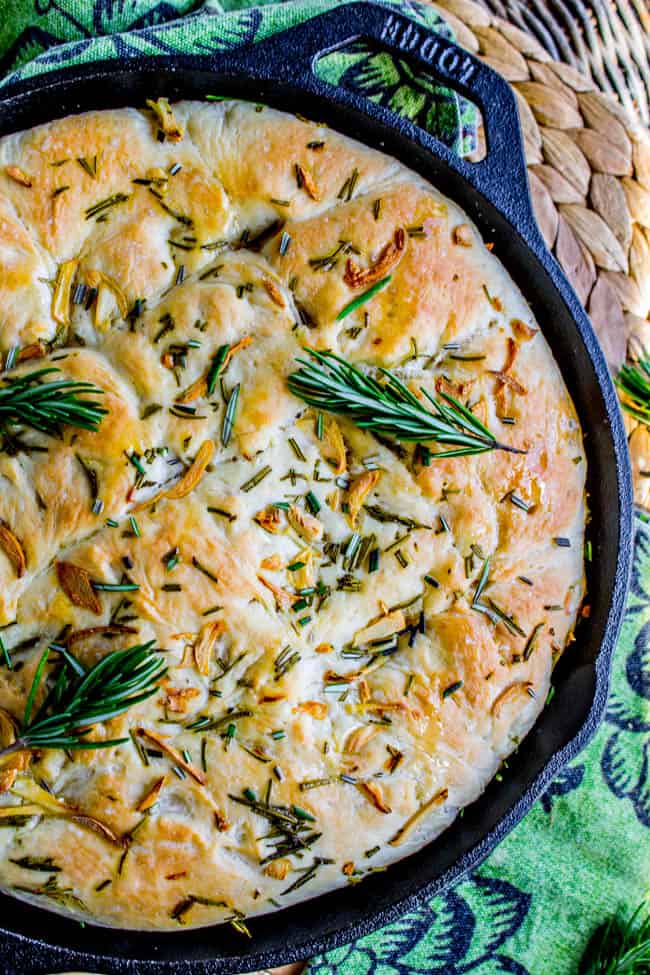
336 276 391 321
92 581 139 592
0 636 12 670
288 350 524 457
0 642 165 759
616 356 650 426
580 904 650 975
0 369 106 437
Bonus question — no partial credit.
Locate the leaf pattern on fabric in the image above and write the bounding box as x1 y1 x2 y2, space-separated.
309 876 531 975
458 876 531 969
371 905 434 962
401 893 473 970
316 41 462 151
0 26 59 75
601 518 650 826
0 0 197 72
92 0 192 34
0 0 478 159
540 764 585 814
191 9 261 53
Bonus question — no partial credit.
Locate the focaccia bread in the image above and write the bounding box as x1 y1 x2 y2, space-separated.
0 99 586 930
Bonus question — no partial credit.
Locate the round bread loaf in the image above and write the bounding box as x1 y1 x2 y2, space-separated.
0 100 585 929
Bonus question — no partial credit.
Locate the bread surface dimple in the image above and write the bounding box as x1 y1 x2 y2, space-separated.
0 100 586 930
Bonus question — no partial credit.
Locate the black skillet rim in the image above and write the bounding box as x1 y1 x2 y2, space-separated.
0 4 633 971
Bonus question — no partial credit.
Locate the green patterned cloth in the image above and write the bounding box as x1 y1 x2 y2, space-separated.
0 3 647 973
0 0 477 156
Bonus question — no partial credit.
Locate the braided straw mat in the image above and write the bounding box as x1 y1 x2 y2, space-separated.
426 0 650 509
48 6 649 975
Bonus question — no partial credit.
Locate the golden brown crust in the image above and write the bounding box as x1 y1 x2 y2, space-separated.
0 101 586 930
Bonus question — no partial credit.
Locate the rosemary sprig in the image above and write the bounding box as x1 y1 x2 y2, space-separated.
0 642 166 758
580 904 650 975
287 350 523 457
616 356 650 426
0 368 107 437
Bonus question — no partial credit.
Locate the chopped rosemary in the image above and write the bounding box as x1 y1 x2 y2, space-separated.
191 556 219 585
288 437 306 461
127 452 146 476
281 856 333 895
4 347 18 371
207 345 229 394
84 193 129 220
299 778 334 791
338 168 359 202
208 506 237 523
485 598 526 638
309 240 353 272
363 505 426 530
503 491 532 512
274 645 301 680
443 680 463 698
523 623 544 661
164 547 180 571
221 383 240 447
305 490 320 515
241 465 272 492
76 155 97 179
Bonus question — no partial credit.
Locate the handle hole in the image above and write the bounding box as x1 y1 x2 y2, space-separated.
314 40 486 161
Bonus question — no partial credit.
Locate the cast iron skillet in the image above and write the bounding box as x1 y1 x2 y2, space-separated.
0 4 633 972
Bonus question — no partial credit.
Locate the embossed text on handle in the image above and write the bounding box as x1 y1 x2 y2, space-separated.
380 13 477 86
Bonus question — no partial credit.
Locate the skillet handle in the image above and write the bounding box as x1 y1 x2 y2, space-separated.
249 1 536 235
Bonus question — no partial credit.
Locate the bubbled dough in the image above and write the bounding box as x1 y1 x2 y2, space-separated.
0 101 585 929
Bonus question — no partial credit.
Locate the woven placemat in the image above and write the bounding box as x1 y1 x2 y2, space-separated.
478 0 650 125
425 0 650 509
